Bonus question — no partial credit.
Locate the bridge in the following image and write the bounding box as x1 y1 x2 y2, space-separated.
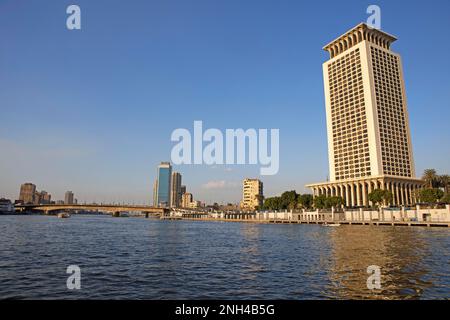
15 204 168 216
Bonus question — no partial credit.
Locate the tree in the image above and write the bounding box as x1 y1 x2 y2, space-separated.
264 197 282 211
418 188 444 204
280 191 298 210
438 174 450 194
368 189 392 207
422 169 438 189
263 197 274 210
441 194 450 204
255 195 264 211
313 195 327 209
325 196 344 209
297 194 313 209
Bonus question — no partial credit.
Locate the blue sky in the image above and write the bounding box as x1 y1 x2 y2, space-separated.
1 0 449 204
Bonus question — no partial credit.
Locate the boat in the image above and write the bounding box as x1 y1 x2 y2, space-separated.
57 213 71 218
323 222 340 227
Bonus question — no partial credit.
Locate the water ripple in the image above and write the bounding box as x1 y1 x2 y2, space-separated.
0 215 449 299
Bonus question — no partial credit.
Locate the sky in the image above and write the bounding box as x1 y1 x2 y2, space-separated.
0 0 449 204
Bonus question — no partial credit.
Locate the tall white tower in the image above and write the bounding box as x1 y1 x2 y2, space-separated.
307 23 423 207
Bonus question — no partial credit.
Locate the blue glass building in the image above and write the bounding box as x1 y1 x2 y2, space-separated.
154 162 172 207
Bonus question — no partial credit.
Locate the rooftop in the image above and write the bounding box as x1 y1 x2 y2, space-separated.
323 23 398 58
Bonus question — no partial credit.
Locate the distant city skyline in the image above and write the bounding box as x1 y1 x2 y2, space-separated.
1 1 449 204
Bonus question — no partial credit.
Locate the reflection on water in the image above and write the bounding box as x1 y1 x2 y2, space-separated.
0 215 448 299
326 226 446 299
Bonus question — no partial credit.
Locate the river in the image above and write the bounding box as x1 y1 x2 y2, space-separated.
0 215 448 299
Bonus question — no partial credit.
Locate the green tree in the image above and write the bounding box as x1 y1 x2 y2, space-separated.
255 195 264 211
280 191 298 210
264 197 282 210
422 169 438 189
313 195 327 209
440 193 450 204
368 189 392 207
325 196 344 209
438 174 450 194
297 194 313 209
263 197 274 210
272 197 282 210
418 188 444 203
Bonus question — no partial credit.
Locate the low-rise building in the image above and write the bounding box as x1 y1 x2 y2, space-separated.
188 200 202 209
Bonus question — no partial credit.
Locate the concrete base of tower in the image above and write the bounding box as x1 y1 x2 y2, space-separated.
306 175 424 208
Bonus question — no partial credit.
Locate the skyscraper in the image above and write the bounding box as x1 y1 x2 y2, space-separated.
153 180 158 207
19 183 36 204
307 23 423 207
154 162 172 207
65 191 74 205
170 171 182 208
40 191 51 204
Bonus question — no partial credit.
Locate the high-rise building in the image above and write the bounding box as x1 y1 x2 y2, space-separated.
180 185 186 195
240 178 263 210
307 23 423 207
170 171 182 208
33 191 42 205
153 180 158 207
19 183 36 204
40 191 51 204
65 191 74 205
181 192 193 208
154 162 172 207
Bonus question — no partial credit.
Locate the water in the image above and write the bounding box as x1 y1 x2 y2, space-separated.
0 215 449 299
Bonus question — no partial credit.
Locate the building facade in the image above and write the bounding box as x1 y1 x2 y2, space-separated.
241 178 264 210
65 191 74 205
154 162 172 207
153 180 158 207
19 183 36 204
187 200 201 209
181 192 193 208
170 171 182 208
307 23 423 207
39 191 51 204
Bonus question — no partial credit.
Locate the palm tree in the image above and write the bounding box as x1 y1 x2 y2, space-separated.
422 169 438 189
439 174 450 194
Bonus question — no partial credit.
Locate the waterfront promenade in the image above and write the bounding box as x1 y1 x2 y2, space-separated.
165 205 450 228
8 204 450 228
